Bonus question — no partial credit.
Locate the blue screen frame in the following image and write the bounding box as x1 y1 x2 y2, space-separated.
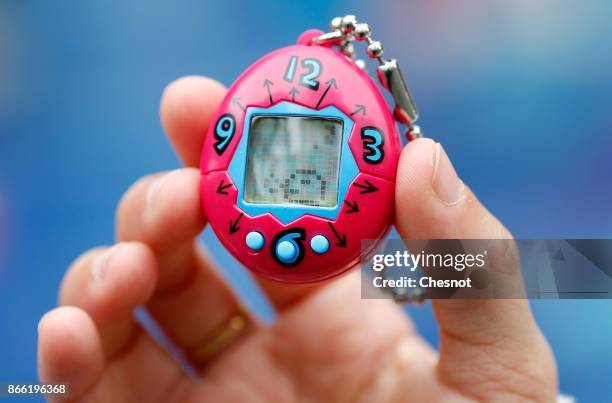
227 101 358 224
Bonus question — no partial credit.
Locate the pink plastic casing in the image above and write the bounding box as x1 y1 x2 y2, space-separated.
200 30 402 284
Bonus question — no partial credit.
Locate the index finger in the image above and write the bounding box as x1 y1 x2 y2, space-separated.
160 75 227 167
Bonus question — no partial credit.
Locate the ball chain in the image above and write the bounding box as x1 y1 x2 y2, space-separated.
316 14 425 148
327 14 385 63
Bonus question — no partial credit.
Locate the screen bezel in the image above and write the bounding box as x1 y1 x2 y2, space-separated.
226 101 359 225
243 115 344 209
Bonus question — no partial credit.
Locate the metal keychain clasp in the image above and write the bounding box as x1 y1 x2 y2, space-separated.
313 15 423 142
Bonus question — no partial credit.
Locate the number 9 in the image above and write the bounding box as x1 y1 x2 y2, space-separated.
214 113 236 155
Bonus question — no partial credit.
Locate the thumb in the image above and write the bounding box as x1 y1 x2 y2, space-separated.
396 138 505 239
395 138 557 401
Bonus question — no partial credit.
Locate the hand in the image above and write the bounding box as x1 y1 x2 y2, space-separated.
38 76 557 402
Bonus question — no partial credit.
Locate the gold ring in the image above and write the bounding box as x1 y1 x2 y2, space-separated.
186 313 249 366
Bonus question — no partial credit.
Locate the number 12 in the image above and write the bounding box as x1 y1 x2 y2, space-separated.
284 56 322 91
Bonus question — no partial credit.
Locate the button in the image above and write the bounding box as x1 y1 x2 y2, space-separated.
245 231 264 251
310 235 329 254
271 229 305 267
276 240 298 263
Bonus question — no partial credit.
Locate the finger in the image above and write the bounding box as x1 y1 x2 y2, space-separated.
160 75 227 167
58 243 189 397
116 168 205 291
38 307 104 401
59 242 158 358
395 139 557 400
116 168 255 364
159 77 317 308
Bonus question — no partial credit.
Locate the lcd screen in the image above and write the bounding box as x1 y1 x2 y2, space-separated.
244 116 342 208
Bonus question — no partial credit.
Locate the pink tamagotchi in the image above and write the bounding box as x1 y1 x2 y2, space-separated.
200 22 419 284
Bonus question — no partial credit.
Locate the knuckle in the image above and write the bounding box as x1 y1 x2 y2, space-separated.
116 174 157 216
59 246 110 303
114 173 164 240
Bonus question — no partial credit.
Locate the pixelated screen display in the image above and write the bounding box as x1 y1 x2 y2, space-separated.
244 116 342 207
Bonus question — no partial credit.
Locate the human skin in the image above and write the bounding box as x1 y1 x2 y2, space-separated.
37 76 557 402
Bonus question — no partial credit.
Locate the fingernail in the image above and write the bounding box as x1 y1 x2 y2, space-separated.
432 143 465 205
91 245 118 282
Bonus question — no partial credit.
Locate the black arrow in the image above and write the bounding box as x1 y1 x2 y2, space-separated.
350 104 366 116
327 222 347 247
263 79 274 104
229 213 243 234
353 180 378 194
232 97 245 111
344 200 359 213
315 78 337 109
216 180 232 195
289 87 299 102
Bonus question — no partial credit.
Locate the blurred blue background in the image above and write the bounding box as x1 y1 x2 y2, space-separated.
1 0 611 401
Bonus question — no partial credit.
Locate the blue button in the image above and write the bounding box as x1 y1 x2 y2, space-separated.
245 231 264 251
276 240 298 263
310 235 330 254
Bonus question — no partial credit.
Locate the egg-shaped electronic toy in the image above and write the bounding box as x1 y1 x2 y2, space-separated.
200 16 421 284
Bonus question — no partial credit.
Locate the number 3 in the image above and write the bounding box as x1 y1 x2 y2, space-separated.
361 127 385 164
284 56 322 90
